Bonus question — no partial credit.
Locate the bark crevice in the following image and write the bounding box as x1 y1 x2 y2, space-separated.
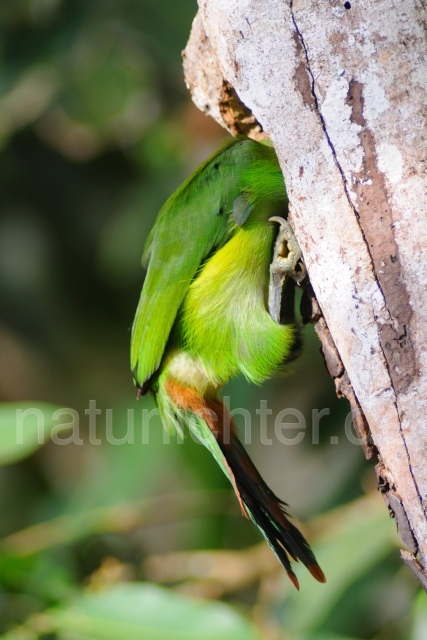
290 2 359 220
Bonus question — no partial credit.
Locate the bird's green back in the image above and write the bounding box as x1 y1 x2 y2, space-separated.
131 137 285 391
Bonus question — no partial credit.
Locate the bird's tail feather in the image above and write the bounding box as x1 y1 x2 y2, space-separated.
204 398 325 589
162 379 325 589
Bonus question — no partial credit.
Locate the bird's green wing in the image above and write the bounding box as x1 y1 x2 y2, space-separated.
131 137 262 390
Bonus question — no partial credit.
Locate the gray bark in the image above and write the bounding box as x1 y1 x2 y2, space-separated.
183 1 427 589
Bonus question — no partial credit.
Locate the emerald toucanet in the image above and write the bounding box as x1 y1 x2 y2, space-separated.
131 136 325 588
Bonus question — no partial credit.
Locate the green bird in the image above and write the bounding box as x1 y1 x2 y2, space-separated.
131 136 325 589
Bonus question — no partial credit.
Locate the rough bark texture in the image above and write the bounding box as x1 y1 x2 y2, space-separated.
182 13 266 138
183 1 427 588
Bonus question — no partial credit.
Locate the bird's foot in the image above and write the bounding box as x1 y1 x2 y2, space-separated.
268 216 306 323
269 216 306 282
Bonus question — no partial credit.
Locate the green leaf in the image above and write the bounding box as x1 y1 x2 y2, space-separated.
68 396 177 509
412 589 427 640
308 635 365 640
50 582 260 640
282 494 398 638
0 402 65 465
308 636 363 640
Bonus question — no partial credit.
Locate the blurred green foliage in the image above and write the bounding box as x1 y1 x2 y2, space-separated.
0 1 423 638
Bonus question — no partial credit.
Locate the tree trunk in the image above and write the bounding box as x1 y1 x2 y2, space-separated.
183 1 427 590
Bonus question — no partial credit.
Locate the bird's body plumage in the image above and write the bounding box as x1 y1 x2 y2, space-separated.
131 136 325 588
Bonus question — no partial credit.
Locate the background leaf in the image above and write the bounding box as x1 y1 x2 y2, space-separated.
281 494 399 638
0 402 64 465
50 582 260 640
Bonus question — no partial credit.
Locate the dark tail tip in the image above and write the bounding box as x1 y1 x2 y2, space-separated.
287 571 300 591
219 435 326 587
308 563 327 583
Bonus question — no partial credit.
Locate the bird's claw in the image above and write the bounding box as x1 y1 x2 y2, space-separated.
268 216 306 323
269 216 306 282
